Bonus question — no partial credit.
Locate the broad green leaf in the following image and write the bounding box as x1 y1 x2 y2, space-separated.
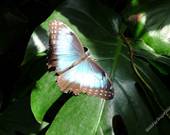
21 27 48 65
46 96 105 135
134 40 170 75
31 72 62 123
25 0 170 135
126 1 170 56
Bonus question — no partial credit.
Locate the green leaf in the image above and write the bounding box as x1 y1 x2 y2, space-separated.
46 96 105 135
31 72 62 123
21 26 48 65
25 0 170 135
133 40 170 75
126 1 170 56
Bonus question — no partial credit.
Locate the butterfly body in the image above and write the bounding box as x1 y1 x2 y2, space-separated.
48 20 114 99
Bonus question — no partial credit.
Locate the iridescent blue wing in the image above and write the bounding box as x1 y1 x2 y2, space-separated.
57 58 114 99
48 20 84 73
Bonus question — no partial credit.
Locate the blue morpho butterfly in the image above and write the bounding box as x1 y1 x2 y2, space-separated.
47 20 114 99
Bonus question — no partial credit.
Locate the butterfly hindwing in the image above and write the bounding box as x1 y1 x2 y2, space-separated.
57 58 113 99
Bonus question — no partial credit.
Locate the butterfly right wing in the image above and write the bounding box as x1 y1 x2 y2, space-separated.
48 20 85 73
57 58 114 99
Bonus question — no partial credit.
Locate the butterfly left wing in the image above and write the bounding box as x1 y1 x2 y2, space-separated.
57 57 114 99
48 20 85 73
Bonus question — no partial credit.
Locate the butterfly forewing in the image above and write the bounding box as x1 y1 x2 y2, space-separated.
48 20 85 73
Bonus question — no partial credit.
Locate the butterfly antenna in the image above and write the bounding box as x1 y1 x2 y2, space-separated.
91 57 114 61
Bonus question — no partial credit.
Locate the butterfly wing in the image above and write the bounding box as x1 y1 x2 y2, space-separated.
48 20 85 73
57 58 114 99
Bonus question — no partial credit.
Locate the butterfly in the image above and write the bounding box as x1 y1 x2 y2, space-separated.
48 20 114 99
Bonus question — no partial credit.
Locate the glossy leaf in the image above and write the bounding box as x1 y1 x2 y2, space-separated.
127 1 170 56
31 72 62 123
46 96 105 135
23 0 170 135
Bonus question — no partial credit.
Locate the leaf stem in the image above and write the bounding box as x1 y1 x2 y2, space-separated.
121 34 170 119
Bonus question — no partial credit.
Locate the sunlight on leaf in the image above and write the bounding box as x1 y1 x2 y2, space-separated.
27 0 170 135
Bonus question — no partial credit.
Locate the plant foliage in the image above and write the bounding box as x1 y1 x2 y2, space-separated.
0 0 170 135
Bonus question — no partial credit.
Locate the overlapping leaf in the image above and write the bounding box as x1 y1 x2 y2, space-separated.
20 0 170 135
